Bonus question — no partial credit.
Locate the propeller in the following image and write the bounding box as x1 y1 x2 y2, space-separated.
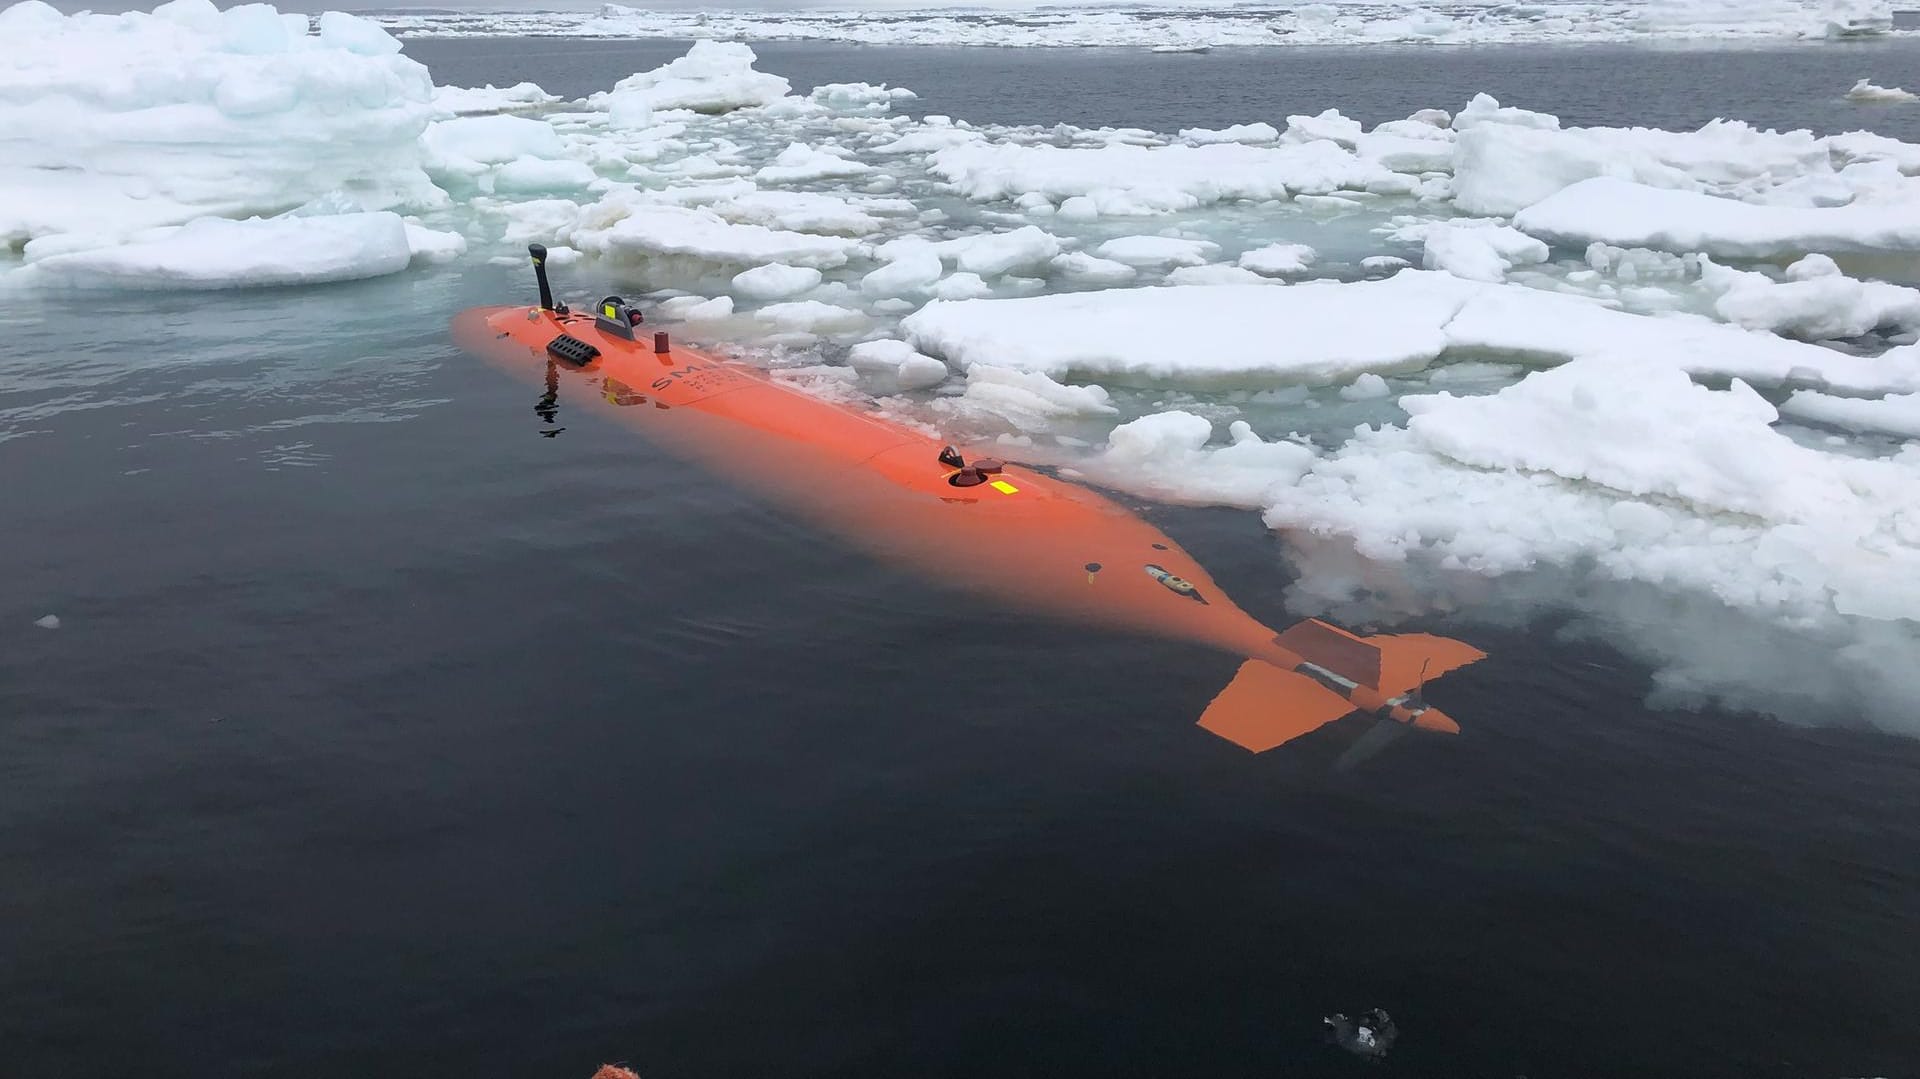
1334 717 1412 772
1335 658 1430 771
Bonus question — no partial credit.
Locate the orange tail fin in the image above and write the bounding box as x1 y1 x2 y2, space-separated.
1199 660 1356 752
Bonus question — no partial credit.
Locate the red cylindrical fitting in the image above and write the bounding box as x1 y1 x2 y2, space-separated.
654 331 670 354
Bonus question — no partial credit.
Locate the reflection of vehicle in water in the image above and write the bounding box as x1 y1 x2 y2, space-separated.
452 245 1486 756
1325 1008 1398 1060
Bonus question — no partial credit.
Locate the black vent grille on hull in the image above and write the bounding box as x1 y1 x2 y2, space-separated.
546 334 601 366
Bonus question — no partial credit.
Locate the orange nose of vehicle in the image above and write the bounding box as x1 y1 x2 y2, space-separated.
1411 707 1461 735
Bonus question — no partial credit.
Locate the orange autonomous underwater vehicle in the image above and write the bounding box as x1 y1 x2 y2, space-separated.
453 244 1485 757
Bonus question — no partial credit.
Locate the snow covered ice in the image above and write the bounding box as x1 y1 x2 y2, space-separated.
17 2 1920 726
369 0 1900 49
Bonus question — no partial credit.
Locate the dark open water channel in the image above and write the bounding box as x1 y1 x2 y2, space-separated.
4 39 1920 1079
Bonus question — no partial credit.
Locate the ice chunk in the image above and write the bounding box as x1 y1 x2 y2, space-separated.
403 221 467 263
570 198 862 277
1050 251 1137 284
1782 389 1920 436
754 300 867 333
929 140 1397 215
1847 78 1917 103
1451 118 1828 217
1090 412 1315 508
1238 243 1317 276
732 262 822 300
929 272 994 300
317 11 400 55
1282 108 1364 148
905 269 1920 394
1419 222 1549 282
1514 176 1920 259
1178 123 1280 145
493 157 597 193
938 364 1115 431
1163 264 1272 285
34 614 60 630
0 0 439 245
755 142 874 184
1339 373 1392 400
903 273 1481 385
422 115 564 165
809 82 915 114
709 191 882 236
881 227 1063 278
1442 281 1920 392
432 81 560 117
1450 92 1561 132
604 40 790 114
861 252 945 296
1093 235 1221 267
1265 357 1920 635
848 338 948 389
17 211 413 289
1704 258 1920 340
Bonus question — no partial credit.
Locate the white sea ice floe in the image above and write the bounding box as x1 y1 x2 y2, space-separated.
754 299 868 333
1514 176 1920 259
1237 243 1317 276
903 273 1478 386
696 190 883 236
1094 235 1222 268
754 142 875 184
935 364 1116 432
732 262 823 299
1178 123 1281 146
1339 373 1393 400
930 273 995 301
928 140 1399 215
0 0 441 247
1847 78 1918 104
1086 412 1315 508
1702 255 1920 339
493 157 598 193
903 270 1920 393
403 221 467 264
1449 104 1829 216
1163 264 1274 286
848 338 948 389
600 40 789 114
807 82 916 114
1282 109 1364 149
16 212 415 289
377 1 1897 48
1264 356 1920 637
861 252 946 296
1050 251 1139 285
881 227 1063 278
422 114 568 186
1416 221 1550 282
34 614 60 630
432 81 561 117
569 198 862 281
1783 388 1920 436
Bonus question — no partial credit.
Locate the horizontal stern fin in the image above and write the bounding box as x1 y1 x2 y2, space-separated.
1370 632 1486 696
1199 660 1356 753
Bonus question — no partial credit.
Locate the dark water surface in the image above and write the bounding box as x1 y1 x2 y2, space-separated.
5 41 1920 1079
405 34 1920 138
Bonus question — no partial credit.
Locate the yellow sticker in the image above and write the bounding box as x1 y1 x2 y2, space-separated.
990 480 1019 495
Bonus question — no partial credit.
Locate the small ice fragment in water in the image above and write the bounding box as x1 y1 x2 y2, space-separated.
35 615 61 630
1340 373 1392 400
1847 78 1917 103
1323 1008 1397 1060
